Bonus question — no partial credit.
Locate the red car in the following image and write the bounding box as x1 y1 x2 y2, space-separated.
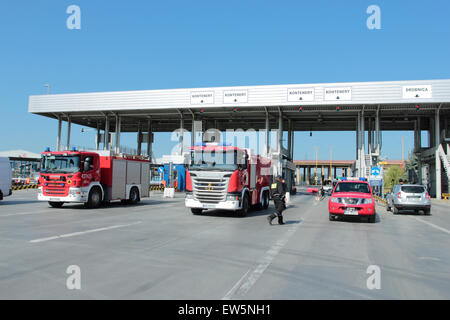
328 178 376 223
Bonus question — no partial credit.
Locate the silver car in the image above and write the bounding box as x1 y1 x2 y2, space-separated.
386 184 431 215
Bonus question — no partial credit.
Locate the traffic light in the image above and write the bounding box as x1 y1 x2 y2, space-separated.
233 107 238 113
415 104 420 111
299 106 303 112
200 108 204 113
336 106 341 111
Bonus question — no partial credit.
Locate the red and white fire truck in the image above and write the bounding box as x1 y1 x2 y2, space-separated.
185 143 272 216
38 149 150 208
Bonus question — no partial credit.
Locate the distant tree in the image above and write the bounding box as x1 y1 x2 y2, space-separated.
406 152 420 184
384 166 404 191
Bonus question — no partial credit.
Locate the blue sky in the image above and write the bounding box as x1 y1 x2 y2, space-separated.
1 0 449 160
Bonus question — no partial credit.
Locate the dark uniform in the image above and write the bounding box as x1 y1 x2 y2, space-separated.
267 176 287 225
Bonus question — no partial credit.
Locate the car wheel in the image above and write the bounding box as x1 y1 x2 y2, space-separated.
386 203 391 212
393 206 399 215
424 209 431 216
329 212 334 221
48 201 64 208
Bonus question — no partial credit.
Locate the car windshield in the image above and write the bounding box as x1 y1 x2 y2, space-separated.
401 186 425 193
335 182 371 194
40 155 81 174
189 150 239 171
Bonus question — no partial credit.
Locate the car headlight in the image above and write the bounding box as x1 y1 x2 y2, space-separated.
331 197 340 203
364 198 373 204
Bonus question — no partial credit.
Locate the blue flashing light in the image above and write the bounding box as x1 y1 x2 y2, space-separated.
72 147 77 151
45 147 51 152
359 177 367 181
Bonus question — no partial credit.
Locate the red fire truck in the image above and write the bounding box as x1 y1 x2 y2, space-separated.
38 149 150 208
185 143 272 216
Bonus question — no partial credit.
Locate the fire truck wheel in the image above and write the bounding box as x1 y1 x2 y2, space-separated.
237 194 250 217
129 187 140 204
87 187 102 208
262 191 270 210
48 201 64 208
191 208 204 215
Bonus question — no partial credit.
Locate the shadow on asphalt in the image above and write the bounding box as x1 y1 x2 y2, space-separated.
284 220 301 225
332 214 380 224
0 200 40 206
50 200 172 210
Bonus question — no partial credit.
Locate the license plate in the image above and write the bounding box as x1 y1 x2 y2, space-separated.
203 204 216 209
50 198 60 201
344 208 358 215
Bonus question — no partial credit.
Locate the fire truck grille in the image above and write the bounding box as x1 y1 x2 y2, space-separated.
192 177 229 204
44 183 68 196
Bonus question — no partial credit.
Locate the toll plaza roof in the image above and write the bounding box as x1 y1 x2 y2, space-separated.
28 79 450 132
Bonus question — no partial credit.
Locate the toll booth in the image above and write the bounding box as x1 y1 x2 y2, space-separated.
162 164 186 191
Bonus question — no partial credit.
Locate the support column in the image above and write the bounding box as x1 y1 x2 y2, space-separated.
96 122 101 150
104 116 110 151
115 115 121 154
375 107 381 155
296 167 300 185
180 115 184 155
435 108 441 198
265 111 270 156
66 116 71 150
356 113 360 174
361 109 366 177
57 115 62 151
277 111 283 177
147 119 152 161
334 166 337 179
137 122 142 155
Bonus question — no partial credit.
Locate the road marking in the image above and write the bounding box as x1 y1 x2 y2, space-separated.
412 217 450 235
222 222 301 300
29 221 142 243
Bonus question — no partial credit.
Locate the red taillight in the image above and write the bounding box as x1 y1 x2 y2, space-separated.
425 193 431 199
397 192 402 199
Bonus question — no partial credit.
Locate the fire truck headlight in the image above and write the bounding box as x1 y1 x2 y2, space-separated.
38 187 43 194
185 193 194 199
69 188 81 196
227 195 239 201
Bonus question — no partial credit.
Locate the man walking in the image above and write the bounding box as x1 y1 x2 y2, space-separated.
267 176 287 225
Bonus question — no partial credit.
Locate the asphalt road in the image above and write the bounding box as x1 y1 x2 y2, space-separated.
0 189 449 299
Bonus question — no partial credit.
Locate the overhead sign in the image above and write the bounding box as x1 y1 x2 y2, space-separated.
402 85 432 99
190 91 214 105
371 166 381 176
287 88 315 102
223 90 248 104
324 87 352 101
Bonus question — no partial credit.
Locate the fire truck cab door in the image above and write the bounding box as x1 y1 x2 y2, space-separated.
250 163 256 189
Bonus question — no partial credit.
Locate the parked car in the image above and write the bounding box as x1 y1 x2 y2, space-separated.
0 157 12 201
386 184 431 215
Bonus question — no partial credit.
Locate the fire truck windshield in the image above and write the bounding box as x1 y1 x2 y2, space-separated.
40 155 81 174
189 150 239 171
